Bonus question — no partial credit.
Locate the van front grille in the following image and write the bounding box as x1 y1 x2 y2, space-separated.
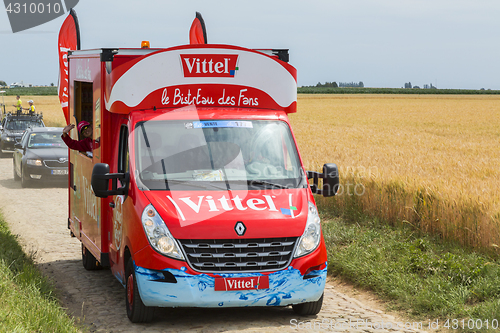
179 237 297 273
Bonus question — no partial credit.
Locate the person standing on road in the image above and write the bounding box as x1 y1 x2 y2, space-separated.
27 100 35 115
13 95 22 114
61 120 93 153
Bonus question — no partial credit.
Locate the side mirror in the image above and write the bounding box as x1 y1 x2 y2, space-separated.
91 163 129 198
307 163 340 197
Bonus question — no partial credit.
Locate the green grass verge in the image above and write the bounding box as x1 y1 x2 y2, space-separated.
0 214 82 332
319 202 500 330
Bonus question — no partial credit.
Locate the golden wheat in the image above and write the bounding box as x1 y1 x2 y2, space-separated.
292 94 500 253
3 94 499 252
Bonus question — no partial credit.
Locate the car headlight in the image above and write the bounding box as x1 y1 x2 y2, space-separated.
294 202 322 258
5 137 13 142
141 204 184 260
27 159 43 166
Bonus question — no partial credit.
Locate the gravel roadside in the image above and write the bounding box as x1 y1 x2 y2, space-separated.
0 156 425 332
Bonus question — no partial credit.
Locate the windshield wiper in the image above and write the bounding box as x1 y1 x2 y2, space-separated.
247 180 289 189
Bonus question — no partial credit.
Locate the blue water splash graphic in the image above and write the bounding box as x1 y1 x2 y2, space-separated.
134 263 327 308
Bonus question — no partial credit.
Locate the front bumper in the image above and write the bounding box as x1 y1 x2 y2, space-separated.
135 262 327 308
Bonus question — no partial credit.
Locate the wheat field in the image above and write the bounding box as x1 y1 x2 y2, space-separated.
291 94 500 253
3 94 499 252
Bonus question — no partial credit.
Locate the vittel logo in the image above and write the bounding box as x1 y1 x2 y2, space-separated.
167 194 283 222
180 54 239 77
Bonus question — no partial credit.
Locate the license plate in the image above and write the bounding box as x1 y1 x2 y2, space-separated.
214 276 269 291
51 169 68 175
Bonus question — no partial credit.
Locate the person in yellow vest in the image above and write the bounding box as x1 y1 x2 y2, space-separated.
13 95 22 114
27 100 35 115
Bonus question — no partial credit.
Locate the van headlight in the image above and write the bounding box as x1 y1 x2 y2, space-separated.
141 204 184 260
294 202 321 258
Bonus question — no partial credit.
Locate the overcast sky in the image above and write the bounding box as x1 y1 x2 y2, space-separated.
1 0 499 89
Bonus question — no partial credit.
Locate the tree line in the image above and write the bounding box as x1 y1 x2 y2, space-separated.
309 81 365 88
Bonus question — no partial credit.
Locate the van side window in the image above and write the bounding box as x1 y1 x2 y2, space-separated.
118 125 129 174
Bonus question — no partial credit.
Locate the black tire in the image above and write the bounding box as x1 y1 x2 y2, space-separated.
21 167 31 188
0 144 6 158
292 293 324 316
125 258 155 323
13 161 20 181
82 244 102 270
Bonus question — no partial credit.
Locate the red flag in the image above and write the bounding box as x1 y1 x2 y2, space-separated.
58 9 80 125
189 12 207 44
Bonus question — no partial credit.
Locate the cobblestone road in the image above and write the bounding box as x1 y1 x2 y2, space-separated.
0 157 426 332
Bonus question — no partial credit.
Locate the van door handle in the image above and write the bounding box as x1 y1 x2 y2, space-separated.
109 202 115 208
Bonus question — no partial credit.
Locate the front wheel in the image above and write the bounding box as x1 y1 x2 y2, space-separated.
0 143 6 158
13 161 20 181
125 258 155 323
292 293 324 316
21 167 31 188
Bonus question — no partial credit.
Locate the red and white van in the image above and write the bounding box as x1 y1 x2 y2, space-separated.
60 12 339 322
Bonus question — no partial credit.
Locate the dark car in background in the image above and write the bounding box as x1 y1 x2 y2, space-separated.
1 113 45 155
13 127 68 187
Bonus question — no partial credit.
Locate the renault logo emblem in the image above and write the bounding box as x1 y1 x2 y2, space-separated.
234 221 246 236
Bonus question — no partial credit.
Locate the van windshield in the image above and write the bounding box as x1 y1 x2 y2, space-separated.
135 120 306 191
